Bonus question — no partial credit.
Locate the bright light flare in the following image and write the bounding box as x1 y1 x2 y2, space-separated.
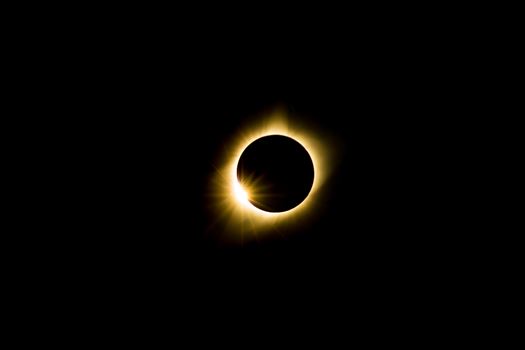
233 180 249 205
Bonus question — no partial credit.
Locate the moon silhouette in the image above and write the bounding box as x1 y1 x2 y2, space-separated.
237 135 314 213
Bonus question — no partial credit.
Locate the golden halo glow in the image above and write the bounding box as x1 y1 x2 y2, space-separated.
207 108 339 243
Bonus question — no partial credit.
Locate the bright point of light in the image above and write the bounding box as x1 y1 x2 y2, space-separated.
233 180 249 205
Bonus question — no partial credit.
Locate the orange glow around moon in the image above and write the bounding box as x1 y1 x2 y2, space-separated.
207 108 340 243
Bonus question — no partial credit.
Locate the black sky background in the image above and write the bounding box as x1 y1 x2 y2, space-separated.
35 11 475 300
2 4 499 336
77 50 445 285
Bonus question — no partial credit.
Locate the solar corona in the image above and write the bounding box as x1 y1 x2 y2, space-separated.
208 109 337 242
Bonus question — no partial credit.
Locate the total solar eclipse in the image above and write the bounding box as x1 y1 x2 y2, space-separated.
237 135 314 213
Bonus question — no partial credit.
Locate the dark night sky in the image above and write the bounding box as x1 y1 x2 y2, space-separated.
12 6 490 334
82 60 442 282
57 17 465 294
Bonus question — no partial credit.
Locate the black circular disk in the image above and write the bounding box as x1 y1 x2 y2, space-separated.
237 135 314 212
